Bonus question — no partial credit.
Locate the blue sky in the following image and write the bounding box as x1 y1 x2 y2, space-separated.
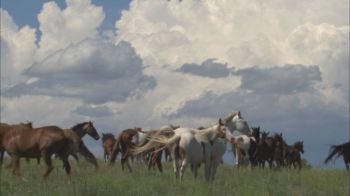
1 0 349 169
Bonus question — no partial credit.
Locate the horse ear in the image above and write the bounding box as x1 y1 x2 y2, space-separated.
219 118 224 126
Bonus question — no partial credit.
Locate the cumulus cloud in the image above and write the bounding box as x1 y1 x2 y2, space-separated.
177 59 232 78
36 0 105 61
0 9 37 88
116 0 348 69
4 39 156 104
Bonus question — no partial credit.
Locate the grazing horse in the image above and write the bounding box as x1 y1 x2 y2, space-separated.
0 122 33 166
1 124 71 179
109 128 144 172
102 133 116 162
134 119 228 181
324 141 350 170
285 141 304 169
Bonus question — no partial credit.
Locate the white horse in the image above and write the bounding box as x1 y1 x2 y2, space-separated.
136 119 227 181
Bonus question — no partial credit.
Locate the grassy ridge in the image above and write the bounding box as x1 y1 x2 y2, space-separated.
0 159 349 196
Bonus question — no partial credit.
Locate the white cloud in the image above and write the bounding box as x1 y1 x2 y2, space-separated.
0 9 37 88
36 0 105 61
116 0 348 69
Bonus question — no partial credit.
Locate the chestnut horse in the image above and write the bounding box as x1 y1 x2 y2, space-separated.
109 128 144 172
1 124 71 179
324 141 350 170
0 122 33 166
102 133 116 162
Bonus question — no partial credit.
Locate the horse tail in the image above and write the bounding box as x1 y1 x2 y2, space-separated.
109 133 122 165
324 144 343 164
131 134 181 156
79 141 98 169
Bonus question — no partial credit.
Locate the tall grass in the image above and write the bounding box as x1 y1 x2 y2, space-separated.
0 159 348 196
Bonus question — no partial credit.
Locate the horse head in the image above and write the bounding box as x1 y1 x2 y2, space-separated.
223 111 252 136
216 118 227 139
84 121 100 140
295 141 304 154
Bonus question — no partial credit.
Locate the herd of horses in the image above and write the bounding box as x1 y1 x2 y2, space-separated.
0 111 349 182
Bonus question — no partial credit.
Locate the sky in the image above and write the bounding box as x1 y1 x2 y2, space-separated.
1 0 349 168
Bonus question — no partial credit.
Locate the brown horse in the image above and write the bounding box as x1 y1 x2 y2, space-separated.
109 128 144 172
324 141 350 170
285 141 304 169
102 133 116 162
0 122 33 166
1 124 71 179
144 129 174 172
273 133 286 168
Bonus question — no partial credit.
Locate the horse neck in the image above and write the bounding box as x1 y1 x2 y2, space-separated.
197 125 218 142
72 124 87 138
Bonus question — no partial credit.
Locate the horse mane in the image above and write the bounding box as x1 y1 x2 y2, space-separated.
71 122 88 130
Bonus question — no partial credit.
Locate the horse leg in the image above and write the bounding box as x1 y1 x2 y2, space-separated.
11 155 21 177
192 164 199 180
126 155 133 173
171 146 179 179
179 158 187 182
42 152 54 180
210 160 220 181
235 147 240 167
155 151 163 173
344 157 349 170
121 153 126 171
0 150 4 166
62 156 71 182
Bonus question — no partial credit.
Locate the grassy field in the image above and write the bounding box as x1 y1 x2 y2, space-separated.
0 159 349 196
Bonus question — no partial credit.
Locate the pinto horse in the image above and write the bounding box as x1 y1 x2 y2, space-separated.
1 124 71 179
324 141 350 170
102 133 116 162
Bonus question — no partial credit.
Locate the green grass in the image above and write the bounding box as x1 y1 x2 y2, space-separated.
0 159 348 196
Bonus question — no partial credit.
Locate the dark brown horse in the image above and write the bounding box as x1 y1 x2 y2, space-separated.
285 141 304 169
255 131 275 168
1 124 71 179
67 121 100 168
109 128 144 172
273 133 286 168
325 141 350 170
102 133 116 162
